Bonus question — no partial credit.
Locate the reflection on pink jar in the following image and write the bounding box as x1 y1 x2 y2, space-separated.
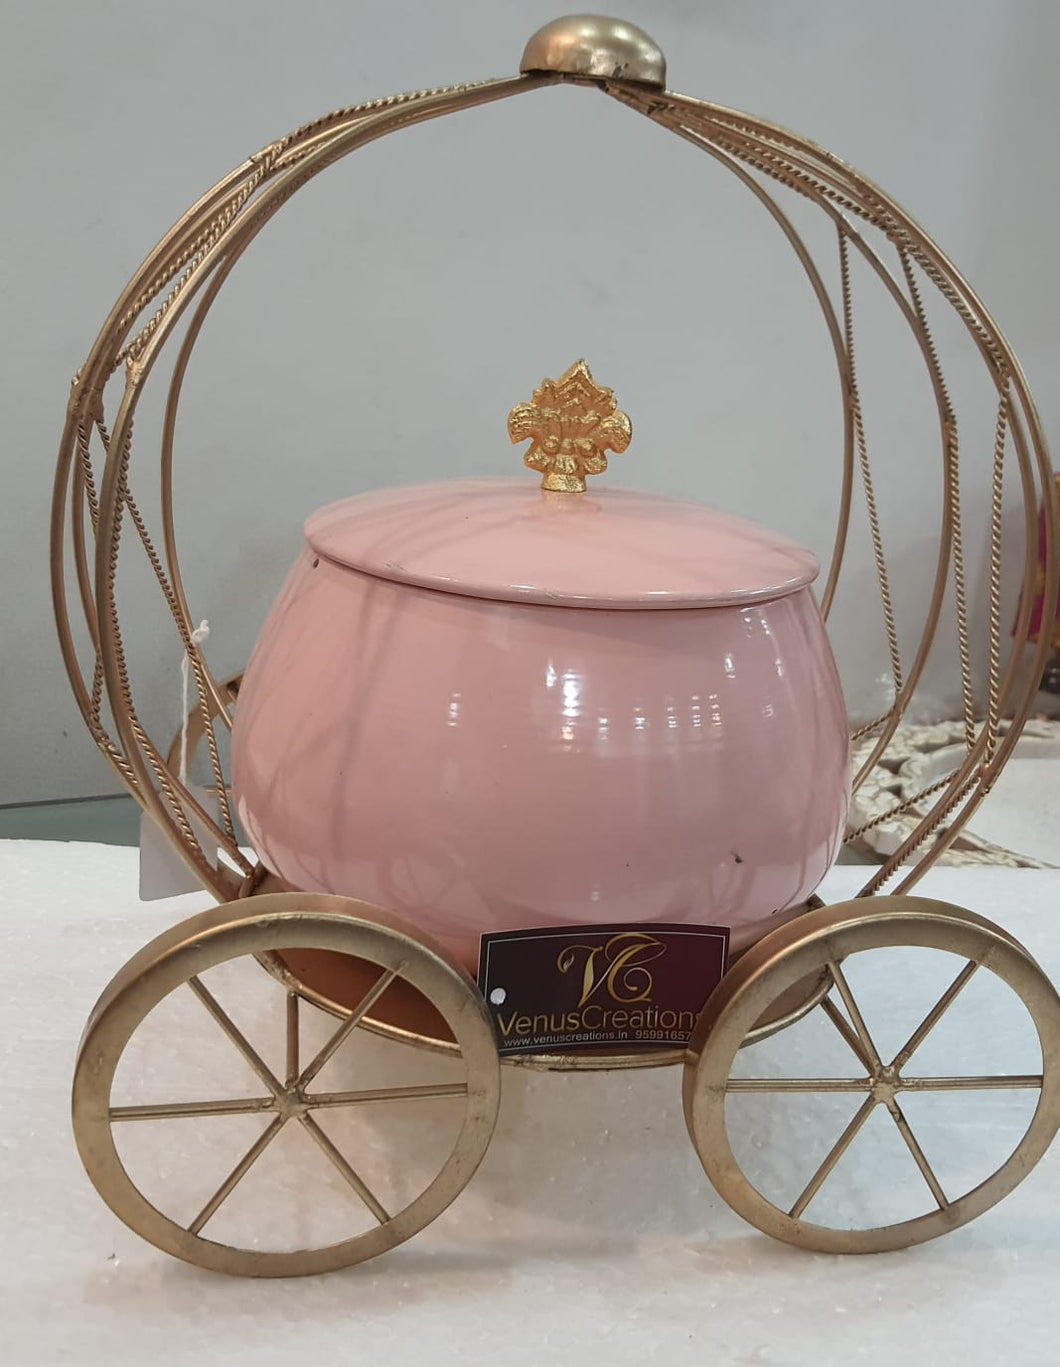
232 478 850 974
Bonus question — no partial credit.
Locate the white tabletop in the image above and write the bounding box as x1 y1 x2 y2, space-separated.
3 841 1058 1366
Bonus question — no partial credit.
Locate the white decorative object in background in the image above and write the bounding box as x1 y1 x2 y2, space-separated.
851 720 1060 868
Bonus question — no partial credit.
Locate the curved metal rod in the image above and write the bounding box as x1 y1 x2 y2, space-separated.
651 103 1055 770
70 447 100 653
90 76 553 897
992 389 1050 730
884 396 1051 892
627 94 961 798
68 84 459 398
69 163 263 422
159 251 261 729
659 92 1031 387
53 162 268 793
857 375 1050 890
623 87 1055 888
52 81 525 800
51 415 143 788
120 77 548 385
632 117 855 620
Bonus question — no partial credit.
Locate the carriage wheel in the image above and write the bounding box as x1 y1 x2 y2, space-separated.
72 893 500 1276
683 897 1060 1253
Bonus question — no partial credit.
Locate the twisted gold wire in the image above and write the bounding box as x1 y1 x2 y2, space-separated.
848 711 894 747
117 160 277 368
985 389 1011 758
838 228 904 696
896 248 976 751
846 773 956 842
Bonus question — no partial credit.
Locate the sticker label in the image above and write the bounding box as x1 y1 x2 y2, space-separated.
477 922 729 1057
138 784 218 901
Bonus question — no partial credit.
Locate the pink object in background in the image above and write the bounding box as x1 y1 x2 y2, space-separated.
232 480 850 973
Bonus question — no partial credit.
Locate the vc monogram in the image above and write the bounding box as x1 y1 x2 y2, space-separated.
557 932 666 1008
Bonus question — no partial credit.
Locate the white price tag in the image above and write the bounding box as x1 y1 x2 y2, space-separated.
139 784 220 900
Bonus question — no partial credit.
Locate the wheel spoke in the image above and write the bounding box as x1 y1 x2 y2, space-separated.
890 960 978 1071
827 961 883 1072
727 1078 872 1093
788 1094 877 1220
819 995 875 1071
187 976 284 1098
298 1113 391 1224
899 1075 1043 1091
111 1097 276 1122
286 991 299 1087
298 965 402 1090
187 1114 286 1235
309 1082 469 1108
886 1100 950 1210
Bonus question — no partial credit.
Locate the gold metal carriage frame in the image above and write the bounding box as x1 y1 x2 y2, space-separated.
53 16 1060 1276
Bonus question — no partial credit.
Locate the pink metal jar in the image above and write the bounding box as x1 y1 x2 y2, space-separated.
232 469 850 975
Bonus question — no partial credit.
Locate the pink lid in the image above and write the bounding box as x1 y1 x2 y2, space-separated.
305 477 818 610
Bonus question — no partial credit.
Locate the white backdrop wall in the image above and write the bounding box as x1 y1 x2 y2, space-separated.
2 0 1059 804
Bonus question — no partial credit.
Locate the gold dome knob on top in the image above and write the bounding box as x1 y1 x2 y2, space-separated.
520 14 666 89
508 359 632 493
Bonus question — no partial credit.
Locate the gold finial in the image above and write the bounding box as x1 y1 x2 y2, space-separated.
520 16 666 89
508 359 632 493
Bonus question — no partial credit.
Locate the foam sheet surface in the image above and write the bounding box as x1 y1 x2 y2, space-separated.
2 841 1059 1365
